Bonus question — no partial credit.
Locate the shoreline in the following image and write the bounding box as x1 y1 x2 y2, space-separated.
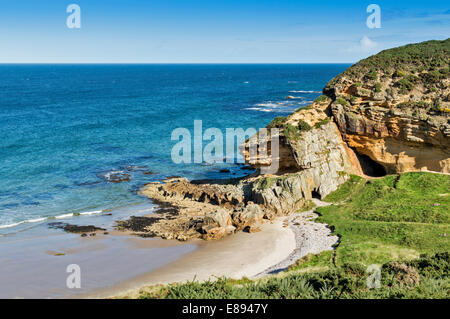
81 217 296 299
0 202 197 299
255 198 338 277
82 199 339 299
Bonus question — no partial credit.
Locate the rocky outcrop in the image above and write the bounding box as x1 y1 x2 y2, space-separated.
326 39 450 174
122 174 322 240
124 119 360 241
241 103 361 196
118 39 449 241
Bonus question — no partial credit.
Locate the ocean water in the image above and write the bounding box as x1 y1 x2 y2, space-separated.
0 64 349 233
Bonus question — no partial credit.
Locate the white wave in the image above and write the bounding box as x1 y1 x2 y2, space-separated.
55 213 75 219
103 170 126 179
0 221 25 229
27 217 47 223
0 209 105 230
289 90 322 93
79 210 103 216
244 107 289 113
255 103 282 108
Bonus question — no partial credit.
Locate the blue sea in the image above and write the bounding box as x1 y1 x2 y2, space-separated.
0 64 348 233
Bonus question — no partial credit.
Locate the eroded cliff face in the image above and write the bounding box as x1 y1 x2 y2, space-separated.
241 100 362 196
325 39 450 174
119 39 450 241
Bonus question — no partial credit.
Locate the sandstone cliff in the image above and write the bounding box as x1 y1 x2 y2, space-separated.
326 39 450 174
118 39 450 241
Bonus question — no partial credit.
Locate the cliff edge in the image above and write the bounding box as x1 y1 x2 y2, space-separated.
119 39 450 241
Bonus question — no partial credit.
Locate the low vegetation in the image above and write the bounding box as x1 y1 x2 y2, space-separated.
138 172 450 299
267 116 287 129
297 120 312 132
314 117 330 128
139 252 448 299
327 39 449 95
340 39 450 78
315 95 328 103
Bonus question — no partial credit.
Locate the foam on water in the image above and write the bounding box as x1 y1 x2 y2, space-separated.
0 64 349 232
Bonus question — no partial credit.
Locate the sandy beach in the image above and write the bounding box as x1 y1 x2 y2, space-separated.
82 217 296 298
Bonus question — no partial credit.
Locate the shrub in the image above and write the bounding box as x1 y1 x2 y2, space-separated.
267 116 286 128
396 78 414 93
366 69 378 80
283 123 300 140
336 97 348 106
393 70 405 78
315 95 328 103
297 120 312 132
375 83 382 92
314 117 330 128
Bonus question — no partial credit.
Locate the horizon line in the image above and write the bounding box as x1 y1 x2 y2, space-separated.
0 62 355 65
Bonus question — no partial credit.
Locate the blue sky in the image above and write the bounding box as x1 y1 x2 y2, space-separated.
0 0 449 63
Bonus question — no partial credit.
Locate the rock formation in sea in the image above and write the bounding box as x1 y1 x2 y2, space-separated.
117 39 450 241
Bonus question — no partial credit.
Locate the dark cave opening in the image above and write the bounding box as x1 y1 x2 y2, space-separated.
355 152 387 177
311 189 322 200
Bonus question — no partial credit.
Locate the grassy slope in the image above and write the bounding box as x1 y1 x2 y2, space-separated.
329 38 450 83
318 172 450 266
138 172 449 299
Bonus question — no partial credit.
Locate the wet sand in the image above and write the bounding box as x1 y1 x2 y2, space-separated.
0 201 296 299
0 202 197 299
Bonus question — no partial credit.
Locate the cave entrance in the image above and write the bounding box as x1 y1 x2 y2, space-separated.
311 189 321 200
355 152 387 177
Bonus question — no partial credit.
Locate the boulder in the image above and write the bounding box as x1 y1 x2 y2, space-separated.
201 225 226 240
203 209 232 228
231 203 264 230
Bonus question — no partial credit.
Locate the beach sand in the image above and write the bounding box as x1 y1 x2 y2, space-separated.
82 217 296 298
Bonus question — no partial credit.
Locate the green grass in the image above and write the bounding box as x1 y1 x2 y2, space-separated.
283 123 301 140
267 116 286 129
317 173 450 267
336 97 347 106
327 38 450 91
297 120 312 132
374 82 382 92
138 172 449 299
315 95 328 103
283 120 312 141
323 174 365 203
139 252 449 299
342 39 449 76
314 117 330 128
366 69 378 80
288 251 334 272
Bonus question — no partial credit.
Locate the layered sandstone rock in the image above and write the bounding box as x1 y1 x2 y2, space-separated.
326 39 450 174
118 39 449 241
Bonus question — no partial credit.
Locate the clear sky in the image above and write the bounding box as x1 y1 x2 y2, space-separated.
0 0 449 63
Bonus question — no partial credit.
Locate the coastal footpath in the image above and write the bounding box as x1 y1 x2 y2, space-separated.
117 39 450 243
